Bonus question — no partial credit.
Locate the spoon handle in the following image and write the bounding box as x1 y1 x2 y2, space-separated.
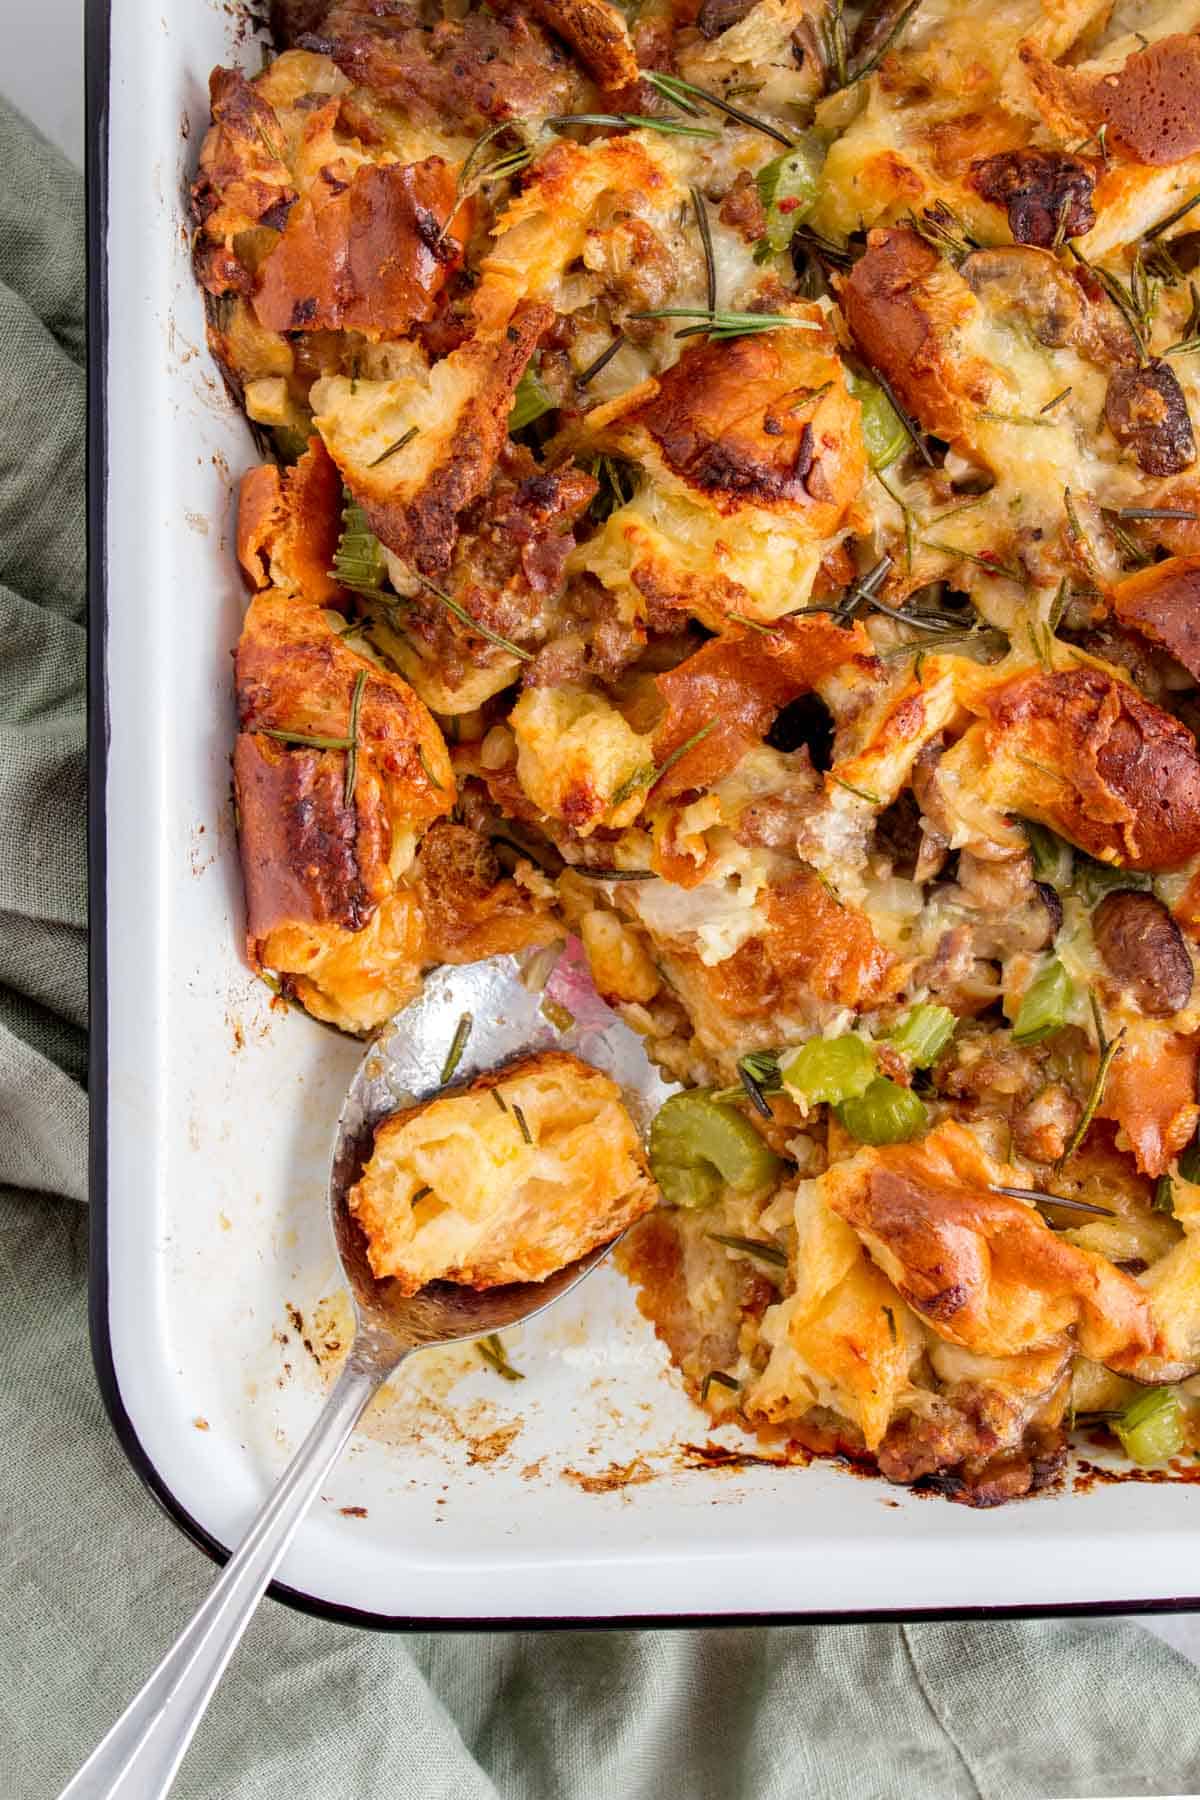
59 1343 397 1800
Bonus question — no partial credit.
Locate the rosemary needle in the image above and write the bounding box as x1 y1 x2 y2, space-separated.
367 426 418 468
343 669 366 808
415 574 533 662
440 1012 473 1086
691 183 717 314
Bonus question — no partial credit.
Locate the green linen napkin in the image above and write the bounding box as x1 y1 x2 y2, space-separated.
4 91 1200 1800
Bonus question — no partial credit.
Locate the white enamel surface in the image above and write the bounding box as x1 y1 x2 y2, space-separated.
100 0 1200 1622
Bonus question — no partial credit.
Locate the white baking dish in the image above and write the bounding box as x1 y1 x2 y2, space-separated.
89 0 1200 1625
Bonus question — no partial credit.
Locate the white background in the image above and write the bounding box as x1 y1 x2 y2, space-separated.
9 0 1200 1671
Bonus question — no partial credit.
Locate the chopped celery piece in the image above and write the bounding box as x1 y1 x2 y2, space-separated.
780 1034 877 1107
509 364 554 433
836 1078 929 1146
1115 1388 1185 1467
848 373 907 470
755 140 821 252
886 1004 956 1069
1018 817 1073 891
649 1092 781 1209
1012 955 1073 1044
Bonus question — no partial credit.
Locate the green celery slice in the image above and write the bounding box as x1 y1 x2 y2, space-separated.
836 1077 929 1146
780 1034 877 1107
649 1092 781 1209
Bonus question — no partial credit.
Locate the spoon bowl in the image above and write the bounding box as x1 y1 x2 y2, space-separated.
62 937 674 1800
329 939 676 1354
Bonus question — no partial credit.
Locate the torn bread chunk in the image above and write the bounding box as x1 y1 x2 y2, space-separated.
349 1050 658 1291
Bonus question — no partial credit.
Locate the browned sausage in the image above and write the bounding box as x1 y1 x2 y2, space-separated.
1105 359 1196 478
969 150 1095 249
1092 889 1194 1017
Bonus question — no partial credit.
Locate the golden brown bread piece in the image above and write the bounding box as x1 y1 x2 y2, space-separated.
628 329 866 522
1098 1026 1200 1180
839 229 982 447
650 615 874 805
232 438 452 1029
235 589 455 1027
235 436 344 603
1111 555 1200 680
311 298 553 576
954 666 1200 872
414 821 559 966
660 870 900 1053
348 1050 658 1292
821 1125 1157 1370
251 156 467 338
191 67 297 297
523 0 639 90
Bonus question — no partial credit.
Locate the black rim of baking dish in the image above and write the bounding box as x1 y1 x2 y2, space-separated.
83 0 1200 1632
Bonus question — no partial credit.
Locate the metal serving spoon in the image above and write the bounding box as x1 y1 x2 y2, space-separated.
63 941 673 1800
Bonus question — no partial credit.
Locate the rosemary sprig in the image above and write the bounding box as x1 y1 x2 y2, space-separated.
610 719 719 808
477 1333 524 1381
577 335 625 386
832 775 883 804
707 1233 788 1270
643 69 793 148
440 1011 473 1085
411 1185 432 1205
1104 513 1152 569
700 1370 741 1403
261 726 354 750
343 669 366 807
1048 577 1071 633
512 1101 533 1145
1115 505 1200 521
1056 996 1125 1172
1154 1174 1176 1215
909 200 977 266
367 425 417 468
587 454 639 521
741 1050 783 1091
439 120 535 243
628 307 819 341
990 1184 1115 1219
816 0 850 89
738 1061 775 1119
1040 388 1073 414
920 539 1024 582
416 743 445 790
979 409 1055 428
547 113 719 139
571 867 657 881
830 551 892 623
415 574 533 662
873 468 916 572
691 184 717 314
1145 189 1200 242
869 366 933 465
491 1087 508 1113
1075 246 1157 362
